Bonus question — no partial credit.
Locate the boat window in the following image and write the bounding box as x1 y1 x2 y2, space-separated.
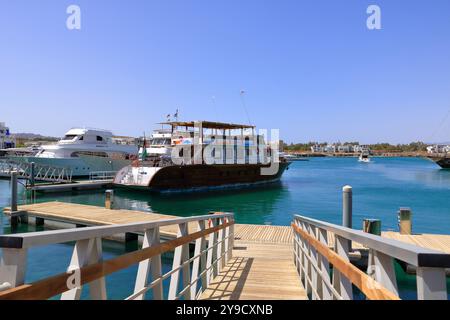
62 135 77 140
71 151 109 158
79 136 84 141
96 136 103 142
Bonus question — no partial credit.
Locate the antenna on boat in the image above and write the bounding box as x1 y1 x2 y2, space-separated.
240 89 252 127
427 107 450 143
174 109 179 121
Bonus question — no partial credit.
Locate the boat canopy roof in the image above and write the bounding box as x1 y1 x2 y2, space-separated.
159 121 255 130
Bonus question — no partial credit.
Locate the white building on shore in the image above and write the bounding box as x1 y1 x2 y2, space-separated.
427 145 450 154
0 122 15 149
310 143 371 154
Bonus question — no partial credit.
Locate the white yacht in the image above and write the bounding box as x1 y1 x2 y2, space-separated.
139 129 173 158
10 128 138 176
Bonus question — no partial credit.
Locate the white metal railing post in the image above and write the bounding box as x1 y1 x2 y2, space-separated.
228 221 234 261
61 238 95 300
317 228 333 300
168 222 191 300
191 220 206 299
367 249 398 296
218 217 226 271
333 235 353 300
208 218 219 281
88 238 107 300
0 248 28 288
224 219 230 265
308 224 320 300
134 227 162 300
416 267 447 300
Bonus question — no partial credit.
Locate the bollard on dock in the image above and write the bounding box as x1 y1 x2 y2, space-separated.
105 189 114 209
342 185 353 250
363 219 381 236
398 207 412 235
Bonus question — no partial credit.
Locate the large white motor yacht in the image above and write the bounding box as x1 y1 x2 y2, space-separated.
10 128 138 176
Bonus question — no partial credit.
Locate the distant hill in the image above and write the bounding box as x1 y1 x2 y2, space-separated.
12 133 59 141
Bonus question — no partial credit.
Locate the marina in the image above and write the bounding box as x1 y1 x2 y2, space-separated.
1 2 450 304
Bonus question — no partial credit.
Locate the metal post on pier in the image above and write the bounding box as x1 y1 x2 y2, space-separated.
10 171 18 228
30 162 35 187
342 185 353 249
11 171 18 212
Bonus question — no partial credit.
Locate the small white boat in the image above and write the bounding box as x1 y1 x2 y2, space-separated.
358 152 371 163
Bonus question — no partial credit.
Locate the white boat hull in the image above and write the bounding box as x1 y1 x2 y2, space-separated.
9 155 131 177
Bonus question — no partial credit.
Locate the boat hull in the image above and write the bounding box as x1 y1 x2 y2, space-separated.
427 156 450 169
115 162 291 192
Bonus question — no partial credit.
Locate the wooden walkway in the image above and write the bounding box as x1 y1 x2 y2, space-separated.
200 241 307 300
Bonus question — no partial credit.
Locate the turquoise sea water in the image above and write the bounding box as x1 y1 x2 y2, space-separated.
0 157 449 299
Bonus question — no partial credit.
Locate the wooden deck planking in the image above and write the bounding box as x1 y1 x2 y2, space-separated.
382 231 450 254
200 241 307 300
234 224 292 244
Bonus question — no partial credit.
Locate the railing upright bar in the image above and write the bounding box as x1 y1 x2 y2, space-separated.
168 222 190 300
308 224 320 300
133 227 163 300
218 218 226 271
333 235 353 300
0 248 28 288
367 249 398 296
61 238 94 300
208 218 218 281
190 220 206 299
88 238 107 300
416 267 447 300
317 228 333 300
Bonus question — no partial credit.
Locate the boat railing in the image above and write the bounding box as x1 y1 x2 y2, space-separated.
0 212 234 300
89 171 117 181
292 214 450 300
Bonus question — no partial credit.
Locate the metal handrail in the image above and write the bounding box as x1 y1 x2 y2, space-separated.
0 213 235 300
293 214 450 268
293 215 449 300
0 212 234 249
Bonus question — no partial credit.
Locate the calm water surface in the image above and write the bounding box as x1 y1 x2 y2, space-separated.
1 157 449 299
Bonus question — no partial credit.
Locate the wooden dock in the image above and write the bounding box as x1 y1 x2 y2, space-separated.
382 231 450 254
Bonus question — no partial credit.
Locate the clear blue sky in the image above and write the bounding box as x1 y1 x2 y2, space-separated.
1 0 450 144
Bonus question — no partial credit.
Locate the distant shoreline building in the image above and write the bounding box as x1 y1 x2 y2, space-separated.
427 145 450 154
310 143 370 154
0 122 15 149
